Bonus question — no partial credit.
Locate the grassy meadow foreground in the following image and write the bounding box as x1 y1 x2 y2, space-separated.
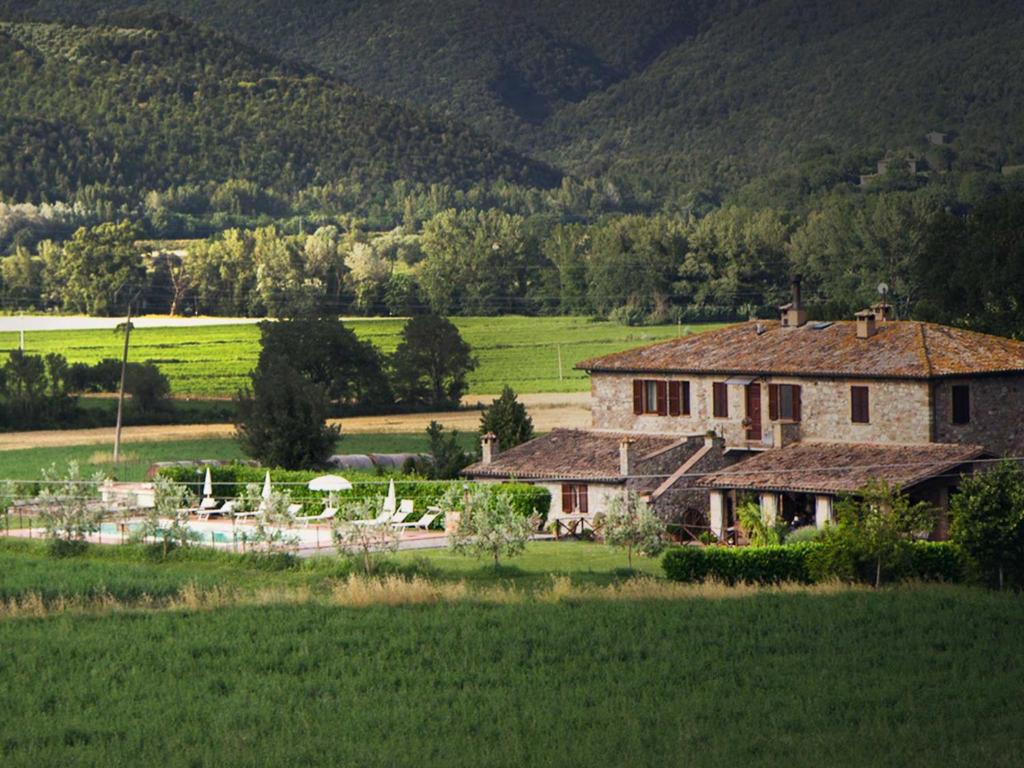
0 317 714 398
0 539 1022 767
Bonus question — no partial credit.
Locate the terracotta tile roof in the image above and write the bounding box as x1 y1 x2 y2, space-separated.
462 429 687 482
695 441 986 495
577 320 1024 380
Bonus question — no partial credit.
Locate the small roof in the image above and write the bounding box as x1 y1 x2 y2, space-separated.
696 441 986 495
577 320 1024 380
462 429 688 483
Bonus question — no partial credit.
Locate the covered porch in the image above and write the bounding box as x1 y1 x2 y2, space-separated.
697 441 987 541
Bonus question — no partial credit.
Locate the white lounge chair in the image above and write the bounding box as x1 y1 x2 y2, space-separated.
196 500 226 521
352 510 391 527
387 500 414 526
393 512 438 530
286 503 304 518
293 507 336 526
199 496 219 511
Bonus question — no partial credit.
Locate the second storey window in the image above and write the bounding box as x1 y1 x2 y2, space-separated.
712 382 729 418
632 379 685 416
952 384 970 424
768 384 802 421
851 386 870 424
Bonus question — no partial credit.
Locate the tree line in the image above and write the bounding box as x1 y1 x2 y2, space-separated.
4 188 1024 337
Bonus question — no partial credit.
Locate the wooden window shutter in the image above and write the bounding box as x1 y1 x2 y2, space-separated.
668 381 681 416
792 386 802 422
656 380 668 416
561 485 573 512
682 381 691 415
578 486 589 514
851 386 869 423
768 384 779 420
632 380 643 415
713 382 728 418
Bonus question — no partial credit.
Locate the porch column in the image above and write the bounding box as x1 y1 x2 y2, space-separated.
759 493 779 526
709 491 725 539
814 495 833 529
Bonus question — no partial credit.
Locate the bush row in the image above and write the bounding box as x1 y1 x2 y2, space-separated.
157 465 550 520
662 541 965 586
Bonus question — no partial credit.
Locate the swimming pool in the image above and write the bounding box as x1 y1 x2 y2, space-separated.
98 522 236 544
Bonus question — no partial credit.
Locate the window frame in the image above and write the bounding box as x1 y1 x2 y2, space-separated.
951 384 970 425
850 385 870 424
561 483 589 514
712 382 729 418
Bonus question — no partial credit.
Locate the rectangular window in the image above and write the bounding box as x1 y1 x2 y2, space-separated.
952 385 970 425
667 381 691 416
561 484 589 514
644 380 659 414
769 384 802 422
713 382 729 418
851 386 870 424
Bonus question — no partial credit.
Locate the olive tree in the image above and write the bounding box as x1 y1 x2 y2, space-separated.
37 461 105 554
446 485 536 568
600 492 667 568
133 476 198 557
332 497 401 574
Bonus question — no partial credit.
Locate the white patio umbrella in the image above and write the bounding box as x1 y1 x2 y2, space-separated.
307 475 352 510
384 478 397 514
202 467 213 499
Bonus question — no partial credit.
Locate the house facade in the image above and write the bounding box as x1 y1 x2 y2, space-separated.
463 282 1024 539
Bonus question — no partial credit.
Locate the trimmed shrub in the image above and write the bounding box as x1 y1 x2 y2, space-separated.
157 466 549 523
663 540 965 585
662 544 814 585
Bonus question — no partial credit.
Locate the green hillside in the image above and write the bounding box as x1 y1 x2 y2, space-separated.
5 0 1022 202
0 16 556 204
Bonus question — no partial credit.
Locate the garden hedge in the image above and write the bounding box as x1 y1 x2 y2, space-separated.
157 466 550 521
662 541 965 585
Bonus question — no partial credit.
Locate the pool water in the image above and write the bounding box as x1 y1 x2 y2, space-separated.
98 522 235 544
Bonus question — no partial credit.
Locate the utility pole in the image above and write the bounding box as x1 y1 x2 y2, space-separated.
557 343 563 381
113 304 134 468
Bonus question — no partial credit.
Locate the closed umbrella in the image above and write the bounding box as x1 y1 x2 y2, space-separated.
202 467 213 499
384 478 397 514
260 471 272 511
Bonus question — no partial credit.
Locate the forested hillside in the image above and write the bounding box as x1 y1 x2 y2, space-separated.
0 16 555 204
5 0 1023 203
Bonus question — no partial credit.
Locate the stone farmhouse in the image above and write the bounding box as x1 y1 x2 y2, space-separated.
463 280 1024 539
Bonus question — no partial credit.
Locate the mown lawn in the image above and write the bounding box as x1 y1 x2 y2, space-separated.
0 432 476 481
0 317 719 397
0 581 1021 767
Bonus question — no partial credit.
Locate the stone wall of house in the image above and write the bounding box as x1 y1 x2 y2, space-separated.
932 375 1024 456
591 372 933 446
641 437 743 525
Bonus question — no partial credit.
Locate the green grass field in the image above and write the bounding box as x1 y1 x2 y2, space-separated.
0 433 477 481
0 317 716 397
0 538 1019 768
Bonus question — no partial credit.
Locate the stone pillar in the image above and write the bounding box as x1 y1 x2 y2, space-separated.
709 491 725 539
480 433 499 465
760 492 779 526
814 495 833 529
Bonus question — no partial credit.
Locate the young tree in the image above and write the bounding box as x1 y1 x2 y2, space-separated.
423 420 471 479
479 385 534 451
390 314 475 409
332 497 401 574
134 476 198 557
950 460 1024 590
830 480 935 588
54 221 144 316
37 461 105 554
446 485 537 569
600 492 667 568
234 360 340 469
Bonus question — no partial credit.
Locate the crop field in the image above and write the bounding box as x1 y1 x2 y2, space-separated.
0 317 720 398
0 433 476 482
0 541 1020 768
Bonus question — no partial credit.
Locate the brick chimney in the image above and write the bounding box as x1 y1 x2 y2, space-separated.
780 275 807 328
855 309 877 339
619 437 636 476
481 432 499 465
871 302 894 322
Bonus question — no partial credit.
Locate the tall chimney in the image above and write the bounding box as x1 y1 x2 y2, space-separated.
855 309 877 339
871 302 893 322
780 275 807 328
481 432 499 465
619 437 636 476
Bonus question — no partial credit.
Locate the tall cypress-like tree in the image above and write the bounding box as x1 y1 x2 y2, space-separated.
479 385 534 451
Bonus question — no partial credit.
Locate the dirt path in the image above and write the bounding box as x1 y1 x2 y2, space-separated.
0 393 591 451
